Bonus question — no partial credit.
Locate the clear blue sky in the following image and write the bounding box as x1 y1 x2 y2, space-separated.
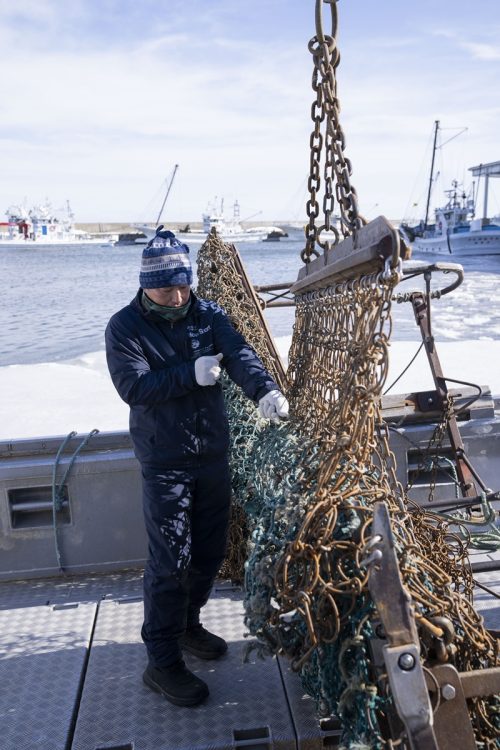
1 0 499 223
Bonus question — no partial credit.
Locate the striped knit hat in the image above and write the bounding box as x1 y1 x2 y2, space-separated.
139 226 192 289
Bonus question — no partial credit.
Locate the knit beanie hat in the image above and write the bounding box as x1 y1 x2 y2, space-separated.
139 226 193 289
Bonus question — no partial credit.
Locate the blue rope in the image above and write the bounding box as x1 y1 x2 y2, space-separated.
52 429 99 571
423 457 500 551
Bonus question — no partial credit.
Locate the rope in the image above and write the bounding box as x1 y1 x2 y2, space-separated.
52 429 99 571
383 342 424 395
439 493 500 552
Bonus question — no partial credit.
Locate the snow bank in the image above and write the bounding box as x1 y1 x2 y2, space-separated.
1 339 499 441
0 352 129 440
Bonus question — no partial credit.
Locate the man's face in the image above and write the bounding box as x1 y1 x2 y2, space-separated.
146 285 190 307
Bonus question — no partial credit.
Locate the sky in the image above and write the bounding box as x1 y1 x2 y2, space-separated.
1 0 499 225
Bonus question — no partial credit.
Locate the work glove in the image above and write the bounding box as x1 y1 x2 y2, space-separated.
194 353 223 386
258 389 289 423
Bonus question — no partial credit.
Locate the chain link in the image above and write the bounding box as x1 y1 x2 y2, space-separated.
302 2 366 265
194 8 500 740
196 230 499 745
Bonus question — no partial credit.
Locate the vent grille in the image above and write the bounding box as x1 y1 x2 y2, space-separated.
8 485 71 529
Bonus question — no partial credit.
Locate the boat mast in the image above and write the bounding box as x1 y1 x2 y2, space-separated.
424 120 439 230
155 164 179 226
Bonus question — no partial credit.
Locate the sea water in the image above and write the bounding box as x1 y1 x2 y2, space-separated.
2 240 500 367
2 239 500 439
1 241 296 366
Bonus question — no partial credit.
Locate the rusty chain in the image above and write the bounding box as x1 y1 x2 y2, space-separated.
194 4 500 745
303 0 366 265
196 230 499 745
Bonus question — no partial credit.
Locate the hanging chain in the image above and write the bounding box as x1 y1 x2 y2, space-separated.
302 0 366 265
193 6 500 745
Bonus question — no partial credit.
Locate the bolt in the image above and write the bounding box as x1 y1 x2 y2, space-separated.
398 653 415 671
441 683 456 701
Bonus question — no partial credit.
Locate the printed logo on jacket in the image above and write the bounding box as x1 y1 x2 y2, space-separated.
187 324 213 357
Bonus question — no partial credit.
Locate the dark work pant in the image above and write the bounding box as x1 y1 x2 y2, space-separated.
140 457 231 667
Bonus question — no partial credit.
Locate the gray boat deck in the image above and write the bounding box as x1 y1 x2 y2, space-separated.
0 572 344 750
0 557 499 750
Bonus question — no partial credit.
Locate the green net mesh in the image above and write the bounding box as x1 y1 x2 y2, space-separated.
196 230 500 749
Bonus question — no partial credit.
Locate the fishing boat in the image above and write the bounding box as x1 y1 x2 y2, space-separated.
134 175 281 245
0 255 499 750
0 200 115 248
176 199 270 244
132 166 270 246
410 172 500 256
2 3 499 745
400 121 500 257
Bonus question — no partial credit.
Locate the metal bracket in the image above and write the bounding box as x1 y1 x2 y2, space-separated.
366 503 419 648
291 216 408 293
366 502 439 750
366 503 500 748
408 282 482 498
425 663 500 750
415 390 443 413
383 642 437 750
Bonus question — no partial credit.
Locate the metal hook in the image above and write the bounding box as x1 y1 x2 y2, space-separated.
383 256 402 282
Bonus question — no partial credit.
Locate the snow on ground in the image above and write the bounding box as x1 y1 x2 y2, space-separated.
1 339 500 441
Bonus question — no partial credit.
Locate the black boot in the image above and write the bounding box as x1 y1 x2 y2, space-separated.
180 624 228 660
143 660 209 706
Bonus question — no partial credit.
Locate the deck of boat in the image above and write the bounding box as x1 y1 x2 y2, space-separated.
0 571 343 750
1 555 499 750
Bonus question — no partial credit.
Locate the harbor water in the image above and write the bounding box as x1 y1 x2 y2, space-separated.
2 239 500 367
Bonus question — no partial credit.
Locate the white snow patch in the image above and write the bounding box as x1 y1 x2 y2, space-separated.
1 340 499 441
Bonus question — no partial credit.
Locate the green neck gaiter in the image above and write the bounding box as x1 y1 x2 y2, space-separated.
142 291 192 322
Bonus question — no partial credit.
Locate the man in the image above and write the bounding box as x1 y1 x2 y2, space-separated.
105 226 288 707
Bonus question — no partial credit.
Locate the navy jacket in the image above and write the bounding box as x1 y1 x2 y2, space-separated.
105 290 277 466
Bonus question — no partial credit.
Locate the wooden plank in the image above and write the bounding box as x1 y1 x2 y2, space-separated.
229 243 288 389
291 215 409 294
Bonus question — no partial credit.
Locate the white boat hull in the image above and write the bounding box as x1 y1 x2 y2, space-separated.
133 230 268 245
0 238 115 249
2 199 116 248
413 228 500 256
178 231 267 244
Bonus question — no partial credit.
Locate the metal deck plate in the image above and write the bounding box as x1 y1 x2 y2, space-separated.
0 569 143 609
71 590 298 750
1 568 499 750
0 602 96 750
277 658 341 750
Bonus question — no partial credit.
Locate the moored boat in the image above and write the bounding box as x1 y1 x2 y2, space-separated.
409 174 500 256
0 200 116 248
400 120 500 257
182 198 269 243
135 198 272 245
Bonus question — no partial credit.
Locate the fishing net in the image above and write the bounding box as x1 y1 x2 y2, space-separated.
195 2 500 746
196 228 499 748
196 229 286 580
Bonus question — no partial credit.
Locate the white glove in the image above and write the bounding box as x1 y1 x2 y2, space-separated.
194 353 223 386
258 389 289 423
